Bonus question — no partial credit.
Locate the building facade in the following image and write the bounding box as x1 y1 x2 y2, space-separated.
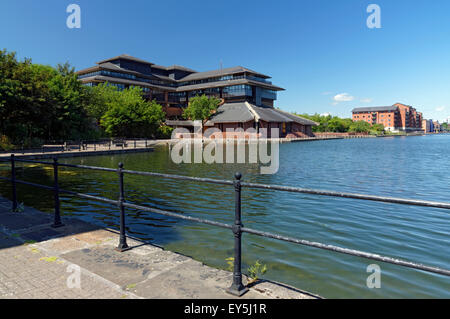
76 54 284 118
422 119 434 134
202 102 316 138
433 121 441 133
76 54 317 137
352 103 423 132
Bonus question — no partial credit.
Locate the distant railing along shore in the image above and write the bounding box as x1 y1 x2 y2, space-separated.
0 138 154 155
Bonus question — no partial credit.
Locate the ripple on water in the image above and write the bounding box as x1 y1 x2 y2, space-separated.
0 136 449 298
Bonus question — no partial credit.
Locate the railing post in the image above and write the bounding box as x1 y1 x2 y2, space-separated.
134 139 136 149
51 158 64 228
116 162 129 252
227 172 248 297
11 154 18 212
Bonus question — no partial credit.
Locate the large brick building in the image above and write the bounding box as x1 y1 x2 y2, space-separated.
433 121 442 133
77 54 317 137
76 54 317 137
422 119 434 134
352 103 423 132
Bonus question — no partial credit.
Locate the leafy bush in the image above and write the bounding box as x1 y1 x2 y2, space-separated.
0 135 14 151
226 257 234 272
296 113 353 133
349 120 372 133
156 125 174 139
100 87 165 138
247 260 268 284
0 50 90 142
369 123 385 135
183 94 220 121
225 257 268 284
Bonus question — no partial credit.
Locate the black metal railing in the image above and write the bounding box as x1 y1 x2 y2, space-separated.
0 154 449 297
0 138 152 155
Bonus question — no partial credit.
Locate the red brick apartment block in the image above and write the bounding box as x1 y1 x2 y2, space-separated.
352 103 423 133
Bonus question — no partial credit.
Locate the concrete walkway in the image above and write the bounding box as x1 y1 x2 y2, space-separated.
0 142 163 161
0 197 319 299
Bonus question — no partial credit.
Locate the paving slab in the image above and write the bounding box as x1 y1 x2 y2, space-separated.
61 246 191 289
0 196 320 299
133 258 255 299
51 218 101 236
0 243 137 299
21 228 62 242
0 231 22 249
0 212 51 232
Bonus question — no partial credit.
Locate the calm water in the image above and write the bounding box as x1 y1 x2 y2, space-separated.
1 135 449 298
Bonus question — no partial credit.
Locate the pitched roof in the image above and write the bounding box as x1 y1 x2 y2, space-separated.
179 66 271 82
97 62 153 77
352 106 398 113
96 54 154 66
166 65 198 73
79 75 177 91
152 74 178 82
204 102 318 126
273 109 319 126
152 64 198 73
248 104 293 122
205 102 255 125
175 78 284 92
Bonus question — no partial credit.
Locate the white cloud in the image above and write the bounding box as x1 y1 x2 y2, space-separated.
436 106 446 112
333 93 355 102
321 112 332 117
360 98 373 103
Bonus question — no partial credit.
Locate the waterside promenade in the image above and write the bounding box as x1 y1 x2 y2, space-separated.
0 135 373 161
0 140 162 161
0 197 318 299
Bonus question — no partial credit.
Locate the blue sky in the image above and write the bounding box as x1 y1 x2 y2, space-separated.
1 0 450 121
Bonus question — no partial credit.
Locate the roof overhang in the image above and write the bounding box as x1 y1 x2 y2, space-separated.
204 102 317 126
79 75 177 92
96 55 154 66
176 79 284 92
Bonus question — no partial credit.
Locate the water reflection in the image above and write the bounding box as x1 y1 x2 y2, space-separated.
0 135 449 298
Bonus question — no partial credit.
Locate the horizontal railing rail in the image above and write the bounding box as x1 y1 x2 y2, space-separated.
240 182 450 210
0 138 153 155
0 154 449 296
6 158 450 210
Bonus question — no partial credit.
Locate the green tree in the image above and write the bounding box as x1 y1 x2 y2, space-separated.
0 50 44 143
84 83 120 124
0 49 175 147
0 50 91 145
295 113 353 133
183 94 220 121
349 121 372 133
296 114 326 132
100 86 165 138
370 123 385 135
47 63 91 140
327 117 352 133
